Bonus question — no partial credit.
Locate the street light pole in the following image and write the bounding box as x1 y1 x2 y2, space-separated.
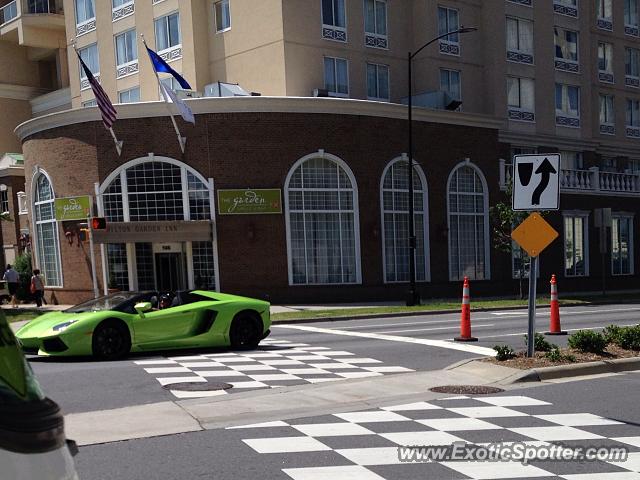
406 26 478 307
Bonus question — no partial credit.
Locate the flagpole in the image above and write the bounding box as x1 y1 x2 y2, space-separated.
141 35 186 153
72 42 123 156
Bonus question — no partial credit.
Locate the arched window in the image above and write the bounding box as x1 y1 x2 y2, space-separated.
33 172 63 287
447 161 490 281
380 157 430 282
285 152 361 285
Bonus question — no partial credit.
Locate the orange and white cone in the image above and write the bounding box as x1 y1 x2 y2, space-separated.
455 276 478 342
546 274 566 335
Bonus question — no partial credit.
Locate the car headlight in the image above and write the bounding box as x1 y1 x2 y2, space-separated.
53 320 78 332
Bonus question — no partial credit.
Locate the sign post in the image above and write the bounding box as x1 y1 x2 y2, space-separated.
512 153 561 357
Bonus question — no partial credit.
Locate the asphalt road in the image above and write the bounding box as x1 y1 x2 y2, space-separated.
27 302 640 415
74 371 640 480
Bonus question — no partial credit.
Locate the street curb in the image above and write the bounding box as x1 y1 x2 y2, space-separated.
502 357 640 383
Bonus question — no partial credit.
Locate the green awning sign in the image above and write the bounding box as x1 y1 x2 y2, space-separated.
217 189 282 215
54 196 92 221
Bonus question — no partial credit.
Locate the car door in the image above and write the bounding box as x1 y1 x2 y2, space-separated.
132 303 201 348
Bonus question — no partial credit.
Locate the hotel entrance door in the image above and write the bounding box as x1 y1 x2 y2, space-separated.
155 252 186 292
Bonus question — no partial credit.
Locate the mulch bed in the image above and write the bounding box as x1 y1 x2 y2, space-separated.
485 344 640 369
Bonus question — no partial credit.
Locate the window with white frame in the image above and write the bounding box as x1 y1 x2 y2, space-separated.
598 42 614 83
366 63 389 101
214 0 230 32
564 214 588 277
322 0 346 41
118 87 140 103
560 151 584 170
630 159 640 171
33 173 63 287
381 159 429 283
82 99 97 107
597 0 613 30
612 215 634 275
364 0 387 48
506 16 533 63
75 0 95 24
555 83 580 124
107 244 129 291
78 43 99 81
626 98 640 136
17 191 27 214
507 77 535 120
115 29 137 67
438 6 460 55
600 94 615 126
113 0 132 7
0 188 8 214
626 48 640 87
447 163 489 281
554 27 578 72
626 0 639 34
324 57 349 96
285 154 360 285
154 12 180 52
440 69 461 102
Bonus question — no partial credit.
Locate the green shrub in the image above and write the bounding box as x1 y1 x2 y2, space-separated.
618 325 640 351
524 332 555 352
493 345 516 361
545 346 576 363
12 252 32 302
603 325 624 345
567 330 607 354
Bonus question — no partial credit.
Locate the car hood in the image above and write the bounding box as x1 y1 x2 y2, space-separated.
16 311 102 339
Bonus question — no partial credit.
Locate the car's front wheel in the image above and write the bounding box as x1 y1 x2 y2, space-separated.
229 312 262 350
92 320 131 360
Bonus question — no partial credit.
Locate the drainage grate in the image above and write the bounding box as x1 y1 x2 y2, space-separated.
430 385 504 395
162 382 233 392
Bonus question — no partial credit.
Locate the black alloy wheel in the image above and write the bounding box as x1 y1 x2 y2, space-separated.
230 313 262 350
92 321 131 360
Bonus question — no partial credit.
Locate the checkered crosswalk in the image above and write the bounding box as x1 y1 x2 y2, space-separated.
134 338 414 398
230 394 640 479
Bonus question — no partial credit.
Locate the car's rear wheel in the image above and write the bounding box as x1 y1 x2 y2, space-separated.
92 320 131 360
230 312 262 350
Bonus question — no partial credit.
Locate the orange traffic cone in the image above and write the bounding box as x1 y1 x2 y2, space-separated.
455 276 478 342
546 274 566 335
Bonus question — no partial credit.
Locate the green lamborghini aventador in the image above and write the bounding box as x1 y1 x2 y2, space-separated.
16 290 271 360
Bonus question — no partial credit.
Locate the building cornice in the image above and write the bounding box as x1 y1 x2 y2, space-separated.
15 96 504 141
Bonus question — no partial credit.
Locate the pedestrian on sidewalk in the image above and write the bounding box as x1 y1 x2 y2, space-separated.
3 264 19 308
31 269 46 308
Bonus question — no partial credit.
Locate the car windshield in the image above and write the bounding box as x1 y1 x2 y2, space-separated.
65 292 149 313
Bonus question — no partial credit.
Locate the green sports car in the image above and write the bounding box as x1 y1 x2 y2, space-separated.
16 290 271 360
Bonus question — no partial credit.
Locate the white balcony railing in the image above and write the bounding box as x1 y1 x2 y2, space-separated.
0 1 18 26
499 160 640 196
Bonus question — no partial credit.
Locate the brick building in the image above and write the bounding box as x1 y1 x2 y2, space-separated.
15 97 640 304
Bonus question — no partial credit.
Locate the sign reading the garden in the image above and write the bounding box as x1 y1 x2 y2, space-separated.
217 189 282 215
54 196 92 221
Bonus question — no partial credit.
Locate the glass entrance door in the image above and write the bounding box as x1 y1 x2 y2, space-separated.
155 253 186 292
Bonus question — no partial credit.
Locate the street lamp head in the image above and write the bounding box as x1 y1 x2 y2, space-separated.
458 26 478 34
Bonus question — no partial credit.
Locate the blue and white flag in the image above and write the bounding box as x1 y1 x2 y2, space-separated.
161 82 195 125
145 46 192 90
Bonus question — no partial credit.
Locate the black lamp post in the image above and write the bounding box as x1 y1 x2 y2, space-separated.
406 26 478 307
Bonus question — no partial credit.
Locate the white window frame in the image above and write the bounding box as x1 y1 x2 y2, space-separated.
598 42 614 75
625 0 640 34
440 68 461 102
507 76 535 114
214 0 231 33
154 11 181 54
555 83 580 118
114 29 138 79
364 0 388 49
446 160 491 281
506 16 534 55
366 63 389 101
600 94 615 126
78 43 99 81
563 211 589 278
322 0 346 28
283 150 362 286
438 5 460 45
611 213 635 276
0 188 8 214
324 56 349 97
380 155 431 283
597 0 613 22
554 27 579 63
17 191 27 215
118 86 140 104
75 0 95 26
82 99 97 107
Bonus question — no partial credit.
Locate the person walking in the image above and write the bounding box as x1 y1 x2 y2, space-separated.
3 264 19 308
30 269 45 308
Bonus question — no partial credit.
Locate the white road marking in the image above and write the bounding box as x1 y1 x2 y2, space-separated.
273 325 496 356
374 324 495 334
336 318 471 330
484 323 638 339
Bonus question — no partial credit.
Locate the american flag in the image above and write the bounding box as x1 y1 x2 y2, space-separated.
75 50 117 129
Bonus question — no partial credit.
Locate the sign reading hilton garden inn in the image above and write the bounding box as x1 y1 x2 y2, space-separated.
54 196 92 221
217 189 282 215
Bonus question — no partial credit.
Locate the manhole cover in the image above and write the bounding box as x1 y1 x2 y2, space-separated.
162 382 233 392
430 385 504 395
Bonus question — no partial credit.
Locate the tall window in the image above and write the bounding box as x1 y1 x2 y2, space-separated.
214 0 230 32
626 0 639 28
506 17 533 55
440 69 461 102
381 159 429 283
447 163 489 281
560 151 584 170
612 215 634 275
155 12 180 51
598 42 614 77
627 98 640 128
118 87 140 103
322 0 346 28
597 0 613 21
626 48 640 77
438 6 459 42
507 77 535 114
564 214 588 277
0 188 8 214
115 29 137 67
324 57 349 96
33 173 63 287
554 28 578 63
600 94 615 126
285 154 360 285
107 244 129 291
75 0 95 24
366 63 389 101
364 0 387 37
556 84 580 118
78 43 99 80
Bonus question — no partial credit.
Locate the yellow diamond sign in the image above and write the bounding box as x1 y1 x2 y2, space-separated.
511 212 559 258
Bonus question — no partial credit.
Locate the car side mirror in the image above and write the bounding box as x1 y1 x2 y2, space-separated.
134 302 152 318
